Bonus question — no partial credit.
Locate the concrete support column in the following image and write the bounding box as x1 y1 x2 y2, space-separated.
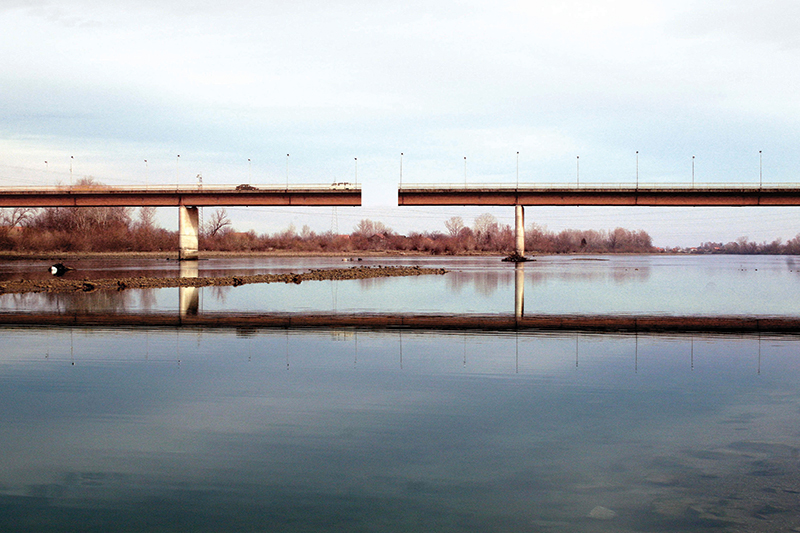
179 205 199 261
514 204 525 256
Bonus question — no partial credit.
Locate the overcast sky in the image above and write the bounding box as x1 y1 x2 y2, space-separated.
1 0 799 246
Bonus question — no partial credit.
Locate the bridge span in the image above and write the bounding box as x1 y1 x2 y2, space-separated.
398 183 800 256
0 184 361 259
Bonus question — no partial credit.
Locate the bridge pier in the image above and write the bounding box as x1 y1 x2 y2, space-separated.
179 205 199 261
515 204 525 256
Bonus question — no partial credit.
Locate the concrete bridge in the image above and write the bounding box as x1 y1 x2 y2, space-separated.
0 184 361 259
398 183 800 256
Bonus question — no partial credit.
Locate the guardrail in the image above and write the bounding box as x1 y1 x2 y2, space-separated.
399 182 800 190
0 183 361 192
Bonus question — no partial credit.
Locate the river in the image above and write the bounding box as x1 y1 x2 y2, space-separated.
1 254 799 532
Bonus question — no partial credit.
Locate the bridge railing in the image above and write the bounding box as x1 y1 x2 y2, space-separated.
0 183 361 193
399 182 800 190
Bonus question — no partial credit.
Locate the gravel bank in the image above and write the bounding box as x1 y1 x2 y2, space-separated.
0 265 448 295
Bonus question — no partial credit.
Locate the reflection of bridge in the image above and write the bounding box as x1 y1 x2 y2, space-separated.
398 183 800 256
0 185 361 259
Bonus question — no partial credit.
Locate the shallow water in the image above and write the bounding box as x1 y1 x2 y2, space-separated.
1 255 799 317
1 327 799 532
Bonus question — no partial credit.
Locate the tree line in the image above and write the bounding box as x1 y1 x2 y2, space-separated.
0 202 657 254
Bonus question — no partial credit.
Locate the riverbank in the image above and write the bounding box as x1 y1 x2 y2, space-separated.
0 265 448 295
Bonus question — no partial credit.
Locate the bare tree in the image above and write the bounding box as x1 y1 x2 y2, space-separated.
0 207 34 228
444 216 465 237
137 206 157 229
205 208 232 237
353 219 391 238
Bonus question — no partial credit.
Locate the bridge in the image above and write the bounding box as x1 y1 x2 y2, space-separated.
0 184 361 259
398 183 800 256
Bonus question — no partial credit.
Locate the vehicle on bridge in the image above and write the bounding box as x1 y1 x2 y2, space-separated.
235 184 258 191
331 182 354 190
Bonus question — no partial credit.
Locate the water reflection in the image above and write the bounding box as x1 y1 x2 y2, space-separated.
2 255 800 318
1 327 798 532
178 261 199 316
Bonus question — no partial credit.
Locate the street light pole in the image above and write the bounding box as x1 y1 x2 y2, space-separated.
286 154 289 188
759 150 763 188
144 159 148 189
516 151 519 188
70 156 74 185
354 157 358 185
692 155 695 186
400 153 403 186
636 151 639 188
576 156 579 186
464 156 467 186
176 155 180 188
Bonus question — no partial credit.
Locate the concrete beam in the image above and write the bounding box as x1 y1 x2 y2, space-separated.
515 205 524 256
397 186 800 207
0 186 362 208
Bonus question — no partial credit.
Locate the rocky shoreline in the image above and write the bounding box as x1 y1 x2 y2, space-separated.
0 265 448 295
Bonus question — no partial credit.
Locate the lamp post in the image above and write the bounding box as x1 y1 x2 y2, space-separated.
286 154 289 187
354 157 358 185
144 159 148 189
516 151 519 188
692 155 695 186
44 160 48 171
248 158 251 182
176 155 180 188
464 156 467 186
70 156 73 185
759 150 763 188
400 153 403 186
576 156 579 186
636 151 639 188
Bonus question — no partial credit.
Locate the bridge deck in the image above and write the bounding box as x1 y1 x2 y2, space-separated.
398 183 800 207
0 184 361 207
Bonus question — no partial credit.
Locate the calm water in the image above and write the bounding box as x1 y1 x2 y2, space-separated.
2 255 800 531
2 255 800 316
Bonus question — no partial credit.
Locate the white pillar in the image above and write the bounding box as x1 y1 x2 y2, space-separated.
179 205 199 261
515 204 525 256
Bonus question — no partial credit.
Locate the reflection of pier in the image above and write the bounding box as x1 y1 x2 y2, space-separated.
515 263 524 319
179 262 199 316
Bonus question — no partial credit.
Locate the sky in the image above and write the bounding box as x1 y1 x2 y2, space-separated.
1 0 799 247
